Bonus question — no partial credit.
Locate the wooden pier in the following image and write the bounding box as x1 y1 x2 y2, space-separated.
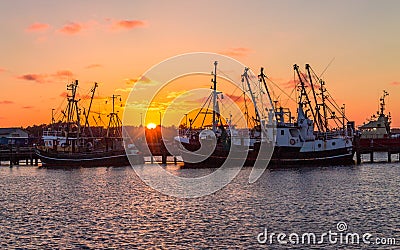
354 137 400 164
140 140 180 165
0 146 39 167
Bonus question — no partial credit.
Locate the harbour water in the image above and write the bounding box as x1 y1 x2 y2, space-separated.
1 157 399 249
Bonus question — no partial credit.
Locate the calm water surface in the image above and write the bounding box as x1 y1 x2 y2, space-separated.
0 159 399 249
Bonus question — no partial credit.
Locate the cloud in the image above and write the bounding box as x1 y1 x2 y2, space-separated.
390 81 400 86
85 64 102 69
26 22 50 32
0 100 14 104
17 70 74 83
116 87 133 93
125 76 152 85
0 68 5 73
52 70 73 79
22 106 33 109
58 22 83 35
59 91 104 100
220 47 252 57
110 19 146 30
17 73 47 83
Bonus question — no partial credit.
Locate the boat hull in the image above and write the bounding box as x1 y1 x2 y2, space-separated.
179 144 355 168
35 149 144 168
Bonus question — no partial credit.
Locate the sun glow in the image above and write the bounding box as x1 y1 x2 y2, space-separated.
147 123 157 129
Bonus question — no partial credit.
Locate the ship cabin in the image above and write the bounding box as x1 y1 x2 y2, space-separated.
358 114 390 139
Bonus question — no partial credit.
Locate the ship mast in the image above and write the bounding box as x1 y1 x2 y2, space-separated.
258 67 277 121
243 68 267 138
305 64 324 132
294 64 318 130
379 90 389 116
106 94 122 137
83 82 98 137
65 80 81 143
212 61 218 132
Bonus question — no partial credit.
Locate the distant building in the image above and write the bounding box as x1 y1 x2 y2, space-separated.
0 128 29 145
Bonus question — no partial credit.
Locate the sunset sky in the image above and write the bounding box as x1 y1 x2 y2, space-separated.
1 0 400 128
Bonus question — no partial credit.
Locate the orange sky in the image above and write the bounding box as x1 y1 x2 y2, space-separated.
1 1 400 128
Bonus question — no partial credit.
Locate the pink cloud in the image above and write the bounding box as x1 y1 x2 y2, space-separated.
17 70 74 83
125 76 151 85
59 91 102 100
220 47 252 57
26 22 50 32
0 68 5 73
17 74 47 83
59 22 83 35
0 100 14 104
85 64 102 69
52 70 73 79
111 19 146 30
390 81 400 86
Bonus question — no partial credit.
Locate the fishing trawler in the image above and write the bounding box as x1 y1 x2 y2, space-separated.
35 80 144 167
175 62 355 168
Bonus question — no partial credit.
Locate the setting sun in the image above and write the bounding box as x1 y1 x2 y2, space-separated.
147 123 157 129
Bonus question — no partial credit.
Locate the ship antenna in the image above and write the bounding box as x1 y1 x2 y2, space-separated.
380 90 389 116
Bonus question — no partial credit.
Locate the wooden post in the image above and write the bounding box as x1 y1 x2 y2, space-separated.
388 151 391 163
34 158 38 166
356 150 361 165
9 145 13 168
370 151 374 163
174 156 177 165
150 155 154 164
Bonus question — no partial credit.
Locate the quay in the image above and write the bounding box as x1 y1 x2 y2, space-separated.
354 137 400 164
0 145 39 167
142 140 180 165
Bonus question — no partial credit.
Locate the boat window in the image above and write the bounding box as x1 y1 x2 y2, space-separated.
318 144 321 148
332 142 336 146
280 130 284 135
289 129 299 137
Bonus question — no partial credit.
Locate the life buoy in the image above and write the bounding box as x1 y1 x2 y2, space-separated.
290 139 296 145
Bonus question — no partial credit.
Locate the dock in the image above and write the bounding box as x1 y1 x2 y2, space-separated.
0 146 39 167
354 137 400 164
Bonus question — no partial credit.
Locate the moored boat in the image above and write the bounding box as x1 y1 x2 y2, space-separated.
175 62 355 168
36 80 144 167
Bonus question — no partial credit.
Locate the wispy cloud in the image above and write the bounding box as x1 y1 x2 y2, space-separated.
52 70 73 79
220 47 253 57
85 64 102 69
390 81 400 86
110 19 146 30
17 74 47 83
17 70 74 83
125 76 152 85
0 100 14 104
26 19 146 38
58 22 83 35
26 22 50 32
116 87 133 93
59 91 104 100
22 106 33 109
